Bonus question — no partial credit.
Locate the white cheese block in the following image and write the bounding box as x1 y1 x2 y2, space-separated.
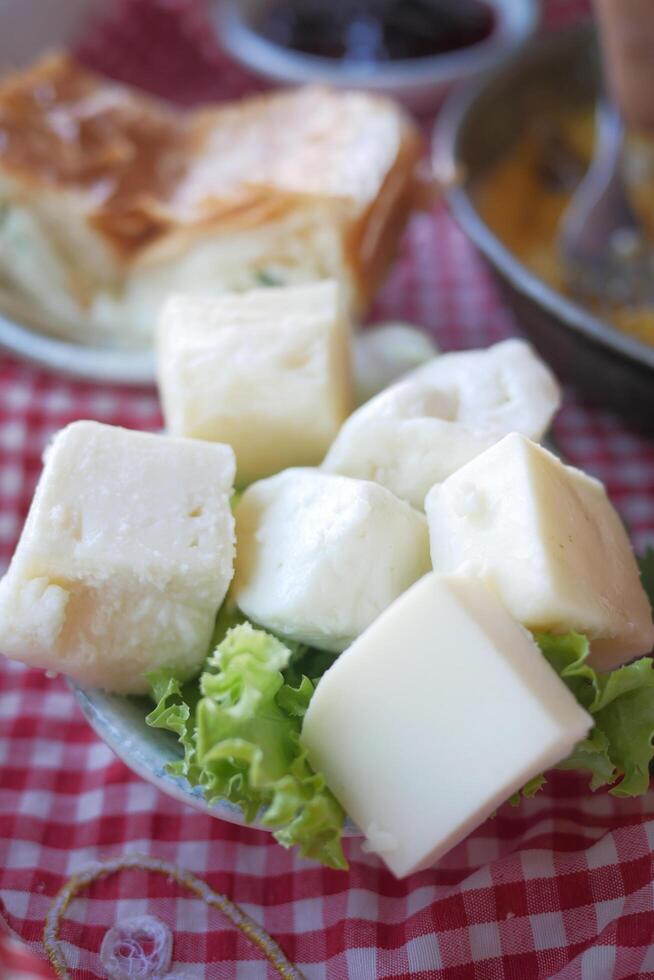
233 468 430 651
0 421 236 693
351 322 439 404
426 433 654 670
156 281 353 486
322 339 560 508
302 572 592 878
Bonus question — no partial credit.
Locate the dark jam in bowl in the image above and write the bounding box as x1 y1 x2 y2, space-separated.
254 0 496 63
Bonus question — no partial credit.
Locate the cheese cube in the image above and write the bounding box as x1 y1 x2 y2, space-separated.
0 421 236 693
426 433 654 670
323 339 560 508
156 281 353 486
302 573 592 878
233 468 430 651
351 322 439 404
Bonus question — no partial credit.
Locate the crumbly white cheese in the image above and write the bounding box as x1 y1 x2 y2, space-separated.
322 339 561 508
351 322 439 404
232 468 430 651
0 421 236 693
302 572 592 878
426 433 654 669
156 282 353 486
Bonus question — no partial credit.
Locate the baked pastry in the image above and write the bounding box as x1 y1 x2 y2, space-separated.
0 53 423 347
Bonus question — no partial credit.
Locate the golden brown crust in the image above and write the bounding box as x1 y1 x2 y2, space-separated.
348 124 424 307
0 53 423 299
0 54 190 254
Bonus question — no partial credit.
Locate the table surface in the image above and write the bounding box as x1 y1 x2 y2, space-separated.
2 1 654 978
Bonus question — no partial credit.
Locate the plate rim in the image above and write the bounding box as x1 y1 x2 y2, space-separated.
70 680 361 838
0 310 155 386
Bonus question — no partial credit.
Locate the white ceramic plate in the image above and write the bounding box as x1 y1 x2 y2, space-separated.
0 309 155 385
0 302 439 390
71 682 360 834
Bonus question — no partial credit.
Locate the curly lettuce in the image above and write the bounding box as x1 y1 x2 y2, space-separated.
146 624 346 870
537 632 654 795
511 549 654 803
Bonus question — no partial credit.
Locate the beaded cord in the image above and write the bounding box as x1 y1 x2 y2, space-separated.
99 914 172 978
42 853 303 980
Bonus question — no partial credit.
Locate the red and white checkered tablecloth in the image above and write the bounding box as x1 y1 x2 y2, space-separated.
2 1 654 977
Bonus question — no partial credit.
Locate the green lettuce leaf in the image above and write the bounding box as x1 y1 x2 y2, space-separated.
555 725 615 791
146 670 203 784
638 548 654 612
146 623 346 870
508 773 546 807
282 645 338 689
530 631 654 798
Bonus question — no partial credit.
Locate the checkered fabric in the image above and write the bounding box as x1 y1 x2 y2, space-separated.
0 930 55 978
2 0 654 977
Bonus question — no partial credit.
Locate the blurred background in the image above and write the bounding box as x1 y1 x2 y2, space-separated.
0 0 588 100
0 0 653 426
